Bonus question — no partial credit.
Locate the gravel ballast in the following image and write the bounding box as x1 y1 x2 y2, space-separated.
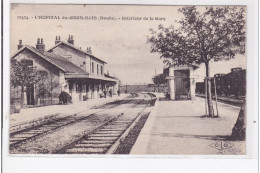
114 112 150 154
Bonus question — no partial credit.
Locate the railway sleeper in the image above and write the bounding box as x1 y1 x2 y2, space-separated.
87 136 119 141
65 147 107 154
74 143 111 148
64 151 106 154
106 122 129 124
100 125 126 130
42 124 65 127
37 127 55 131
104 125 128 129
9 141 17 145
29 130 48 133
23 131 46 134
88 134 121 137
56 122 75 125
11 134 35 138
95 131 123 135
99 129 125 131
78 140 114 145
10 137 28 141
112 121 132 123
116 117 137 120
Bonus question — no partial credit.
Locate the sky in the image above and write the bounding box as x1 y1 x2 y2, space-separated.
10 4 247 84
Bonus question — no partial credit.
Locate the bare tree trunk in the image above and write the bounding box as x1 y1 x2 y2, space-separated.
231 99 246 140
205 62 214 117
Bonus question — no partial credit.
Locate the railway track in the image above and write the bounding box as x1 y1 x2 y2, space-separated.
53 93 154 154
94 94 138 109
10 93 140 135
9 114 96 148
9 93 141 149
9 93 155 153
196 94 243 106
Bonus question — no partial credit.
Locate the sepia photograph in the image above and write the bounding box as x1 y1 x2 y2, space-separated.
9 4 247 155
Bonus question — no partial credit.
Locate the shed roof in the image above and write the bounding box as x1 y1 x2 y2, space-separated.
65 73 118 82
104 74 119 80
164 63 200 70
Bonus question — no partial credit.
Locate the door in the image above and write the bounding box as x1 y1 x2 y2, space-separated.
174 70 190 99
26 84 34 105
90 84 94 99
175 77 183 97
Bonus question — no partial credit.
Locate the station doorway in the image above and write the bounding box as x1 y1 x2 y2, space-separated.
174 70 190 99
26 84 35 105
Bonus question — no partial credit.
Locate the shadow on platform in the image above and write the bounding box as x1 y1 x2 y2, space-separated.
159 97 191 102
152 132 243 141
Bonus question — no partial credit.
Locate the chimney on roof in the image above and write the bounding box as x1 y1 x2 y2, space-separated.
86 47 92 54
68 35 74 45
55 36 61 45
36 38 45 53
18 40 23 50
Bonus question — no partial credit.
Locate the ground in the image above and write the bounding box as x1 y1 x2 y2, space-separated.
131 94 245 155
9 94 127 126
9 93 154 154
9 93 245 155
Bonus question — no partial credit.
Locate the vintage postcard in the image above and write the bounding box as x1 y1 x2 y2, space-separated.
9 4 248 155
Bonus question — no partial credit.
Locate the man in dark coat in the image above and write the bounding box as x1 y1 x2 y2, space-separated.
103 89 107 98
109 89 112 97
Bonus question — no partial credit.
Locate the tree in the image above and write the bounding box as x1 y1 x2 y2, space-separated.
10 59 38 106
148 6 246 117
152 73 167 92
47 72 59 104
231 100 246 140
35 70 49 105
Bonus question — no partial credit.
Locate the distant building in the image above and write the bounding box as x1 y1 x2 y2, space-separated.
11 35 119 105
163 64 199 100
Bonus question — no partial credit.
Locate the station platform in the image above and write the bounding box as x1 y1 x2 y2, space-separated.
10 94 128 127
131 95 245 155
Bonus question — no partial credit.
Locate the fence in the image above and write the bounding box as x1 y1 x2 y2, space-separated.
120 85 166 93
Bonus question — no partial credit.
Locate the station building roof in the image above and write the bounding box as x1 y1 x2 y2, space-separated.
11 45 118 83
47 41 107 64
11 45 89 74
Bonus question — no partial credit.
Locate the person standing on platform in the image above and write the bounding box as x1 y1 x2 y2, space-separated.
109 89 112 97
103 89 107 98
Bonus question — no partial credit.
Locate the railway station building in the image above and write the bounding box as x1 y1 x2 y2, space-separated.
11 36 119 106
164 64 199 100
